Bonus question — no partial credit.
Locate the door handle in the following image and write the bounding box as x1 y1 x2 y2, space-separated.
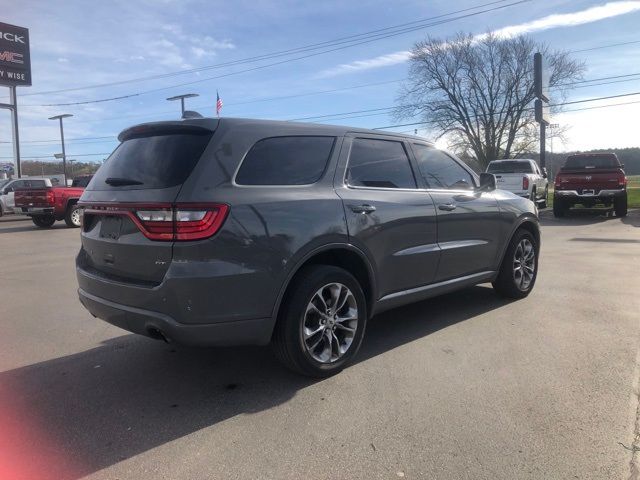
438 203 457 211
350 204 376 214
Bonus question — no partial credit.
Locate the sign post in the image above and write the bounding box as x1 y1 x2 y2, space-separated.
0 21 32 178
533 52 550 168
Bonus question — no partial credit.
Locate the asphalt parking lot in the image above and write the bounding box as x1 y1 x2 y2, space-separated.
1 210 639 480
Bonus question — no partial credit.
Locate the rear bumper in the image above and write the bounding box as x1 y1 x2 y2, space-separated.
78 287 273 346
19 206 54 215
554 189 625 199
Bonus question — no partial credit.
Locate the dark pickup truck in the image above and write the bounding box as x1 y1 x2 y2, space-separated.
15 175 93 228
553 153 627 217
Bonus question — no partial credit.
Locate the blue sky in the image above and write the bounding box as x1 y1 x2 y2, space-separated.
1 0 640 164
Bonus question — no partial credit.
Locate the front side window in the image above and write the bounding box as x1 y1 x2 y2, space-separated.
236 136 335 186
347 138 416 189
413 145 474 190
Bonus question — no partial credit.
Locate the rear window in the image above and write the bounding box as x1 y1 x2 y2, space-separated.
236 136 335 185
487 161 534 174
563 155 620 169
89 132 212 190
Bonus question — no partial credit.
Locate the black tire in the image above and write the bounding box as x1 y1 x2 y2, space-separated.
614 194 628 218
492 228 539 299
32 215 56 228
539 187 548 209
553 197 566 217
272 265 368 377
64 203 82 228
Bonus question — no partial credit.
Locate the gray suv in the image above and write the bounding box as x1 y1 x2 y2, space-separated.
77 117 540 377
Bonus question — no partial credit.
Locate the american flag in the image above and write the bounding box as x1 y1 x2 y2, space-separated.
216 91 223 117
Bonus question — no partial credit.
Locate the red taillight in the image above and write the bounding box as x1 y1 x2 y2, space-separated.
618 174 627 187
82 203 228 241
522 176 529 190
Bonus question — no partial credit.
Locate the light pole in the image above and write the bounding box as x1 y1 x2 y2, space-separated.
49 114 73 186
166 93 199 115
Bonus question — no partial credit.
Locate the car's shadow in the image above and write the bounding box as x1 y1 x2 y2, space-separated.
538 207 632 226
0 285 509 480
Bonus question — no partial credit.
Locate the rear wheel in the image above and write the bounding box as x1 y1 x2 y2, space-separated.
32 215 56 228
492 228 539 299
614 194 628 217
553 197 567 217
272 265 367 377
539 187 548 209
65 203 83 227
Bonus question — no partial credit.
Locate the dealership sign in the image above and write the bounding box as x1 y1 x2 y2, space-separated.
0 22 31 87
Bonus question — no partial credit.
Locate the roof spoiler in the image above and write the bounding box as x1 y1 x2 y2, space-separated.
118 122 215 142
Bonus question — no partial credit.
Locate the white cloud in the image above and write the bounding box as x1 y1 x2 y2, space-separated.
317 1 640 77
490 1 640 39
317 51 410 78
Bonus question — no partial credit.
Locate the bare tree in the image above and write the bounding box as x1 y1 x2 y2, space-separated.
395 32 585 168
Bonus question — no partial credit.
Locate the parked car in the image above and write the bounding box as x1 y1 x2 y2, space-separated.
14 175 93 228
486 159 548 208
553 153 627 217
76 118 540 377
0 177 52 217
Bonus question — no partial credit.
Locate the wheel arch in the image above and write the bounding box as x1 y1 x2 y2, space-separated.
269 244 377 331
495 215 541 272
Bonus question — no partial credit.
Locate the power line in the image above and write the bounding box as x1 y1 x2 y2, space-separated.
570 39 640 54
18 0 519 99
23 0 530 106
0 152 110 160
373 91 640 129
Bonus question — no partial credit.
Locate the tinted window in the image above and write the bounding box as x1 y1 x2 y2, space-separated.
413 145 474 190
89 132 212 190
236 136 334 185
487 161 534 174
72 176 92 187
24 179 46 188
347 138 416 189
563 155 620 169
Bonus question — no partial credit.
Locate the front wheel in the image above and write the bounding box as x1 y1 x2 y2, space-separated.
65 203 83 227
272 265 367 377
492 229 539 299
32 215 56 228
614 194 628 217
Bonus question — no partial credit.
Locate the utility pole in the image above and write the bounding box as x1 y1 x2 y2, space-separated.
49 114 73 186
534 53 551 169
166 93 199 116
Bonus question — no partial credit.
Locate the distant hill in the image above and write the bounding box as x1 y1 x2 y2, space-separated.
20 160 102 178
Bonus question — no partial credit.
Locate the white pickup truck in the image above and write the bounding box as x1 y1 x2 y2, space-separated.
486 159 549 208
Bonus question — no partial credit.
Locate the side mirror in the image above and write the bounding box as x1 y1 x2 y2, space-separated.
620 163 625 168
542 167 548 178
478 173 496 192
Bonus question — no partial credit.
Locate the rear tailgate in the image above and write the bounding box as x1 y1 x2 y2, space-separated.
557 169 623 193
15 188 51 208
78 120 218 285
494 173 526 191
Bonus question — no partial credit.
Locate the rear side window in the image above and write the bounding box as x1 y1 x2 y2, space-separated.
413 144 474 190
347 138 416 189
564 155 619 169
236 136 335 185
25 180 46 187
72 176 92 187
89 132 212 190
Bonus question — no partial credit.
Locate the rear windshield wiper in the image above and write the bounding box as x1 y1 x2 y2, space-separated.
105 177 144 186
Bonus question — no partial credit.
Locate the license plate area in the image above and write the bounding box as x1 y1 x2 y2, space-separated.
582 189 595 196
99 215 122 240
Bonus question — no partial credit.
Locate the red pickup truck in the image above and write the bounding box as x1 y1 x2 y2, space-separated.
553 153 627 218
15 175 93 228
